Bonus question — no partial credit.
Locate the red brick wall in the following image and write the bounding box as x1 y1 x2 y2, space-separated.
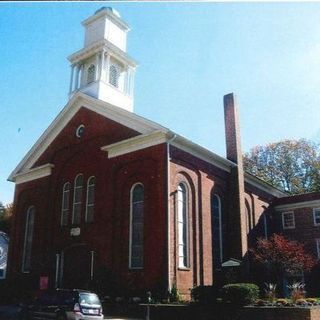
273 206 320 256
168 147 273 297
241 307 320 320
8 106 277 296
8 106 168 293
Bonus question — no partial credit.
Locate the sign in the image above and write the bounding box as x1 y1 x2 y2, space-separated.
221 258 241 268
39 276 49 290
70 227 81 237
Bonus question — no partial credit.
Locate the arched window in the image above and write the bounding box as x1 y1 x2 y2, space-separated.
72 174 83 225
211 194 223 265
109 64 120 88
87 64 95 84
129 183 144 269
61 182 71 226
177 183 189 268
22 206 35 273
85 176 96 223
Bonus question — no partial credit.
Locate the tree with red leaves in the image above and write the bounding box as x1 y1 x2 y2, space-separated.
251 234 316 280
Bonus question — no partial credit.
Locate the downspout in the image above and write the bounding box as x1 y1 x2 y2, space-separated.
167 133 177 293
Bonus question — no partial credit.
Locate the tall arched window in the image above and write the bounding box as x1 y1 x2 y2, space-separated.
61 182 71 226
129 183 144 269
87 64 95 84
85 176 96 223
245 201 252 235
177 183 189 268
22 206 35 273
211 194 223 265
72 174 83 225
109 64 120 88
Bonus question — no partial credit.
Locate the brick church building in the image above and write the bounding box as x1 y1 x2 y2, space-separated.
7 8 320 298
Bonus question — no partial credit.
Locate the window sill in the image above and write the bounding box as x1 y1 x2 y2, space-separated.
178 267 190 271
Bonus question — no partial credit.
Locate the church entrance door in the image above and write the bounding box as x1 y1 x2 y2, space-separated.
61 244 91 289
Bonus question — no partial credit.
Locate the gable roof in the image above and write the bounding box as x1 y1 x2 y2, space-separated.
8 92 287 198
8 91 168 181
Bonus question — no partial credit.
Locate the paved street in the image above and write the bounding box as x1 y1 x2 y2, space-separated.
0 305 143 320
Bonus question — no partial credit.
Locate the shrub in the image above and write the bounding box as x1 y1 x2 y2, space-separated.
255 299 268 306
306 298 318 305
287 282 305 303
191 285 218 304
169 284 181 303
295 298 308 306
221 283 259 306
264 283 277 303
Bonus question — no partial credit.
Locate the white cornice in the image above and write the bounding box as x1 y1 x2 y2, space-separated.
101 130 169 158
100 130 289 198
171 137 234 173
275 199 320 211
101 130 233 172
244 174 287 198
11 164 54 184
82 8 130 31
8 92 285 199
68 39 137 67
8 92 167 181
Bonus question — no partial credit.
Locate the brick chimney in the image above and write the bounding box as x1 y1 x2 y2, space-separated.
224 93 247 260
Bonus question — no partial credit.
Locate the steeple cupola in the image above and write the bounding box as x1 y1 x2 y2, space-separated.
68 7 137 112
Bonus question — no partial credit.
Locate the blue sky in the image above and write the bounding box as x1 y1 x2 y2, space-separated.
2 2 320 204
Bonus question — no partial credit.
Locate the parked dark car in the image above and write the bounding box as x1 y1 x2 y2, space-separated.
19 288 104 320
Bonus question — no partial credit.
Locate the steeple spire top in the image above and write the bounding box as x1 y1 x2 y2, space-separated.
68 8 137 112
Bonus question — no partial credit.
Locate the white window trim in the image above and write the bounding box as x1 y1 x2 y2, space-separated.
313 208 320 226
22 206 35 273
85 176 95 223
72 174 83 225
282 211 295 230
129 182 144 270
316 239 320 260
177 183 190 269
61 182 71 226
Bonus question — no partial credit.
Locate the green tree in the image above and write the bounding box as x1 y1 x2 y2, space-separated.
244 139 320 194
0 202 13 235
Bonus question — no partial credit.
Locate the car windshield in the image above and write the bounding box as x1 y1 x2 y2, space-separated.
79 293 100 305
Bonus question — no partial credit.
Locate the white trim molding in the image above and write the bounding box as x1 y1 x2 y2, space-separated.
282 211 295 230
313 208 320 226
101 130 169 158
68 39 137 67
8 91 286 201
8 92 167 181
11 164 54 184
82 8 130 31
244 174 287 198
275 200 320 212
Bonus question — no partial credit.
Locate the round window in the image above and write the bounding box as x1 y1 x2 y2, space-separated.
76 125 85 138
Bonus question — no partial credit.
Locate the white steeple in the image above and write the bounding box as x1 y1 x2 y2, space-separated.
68 7 137 112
